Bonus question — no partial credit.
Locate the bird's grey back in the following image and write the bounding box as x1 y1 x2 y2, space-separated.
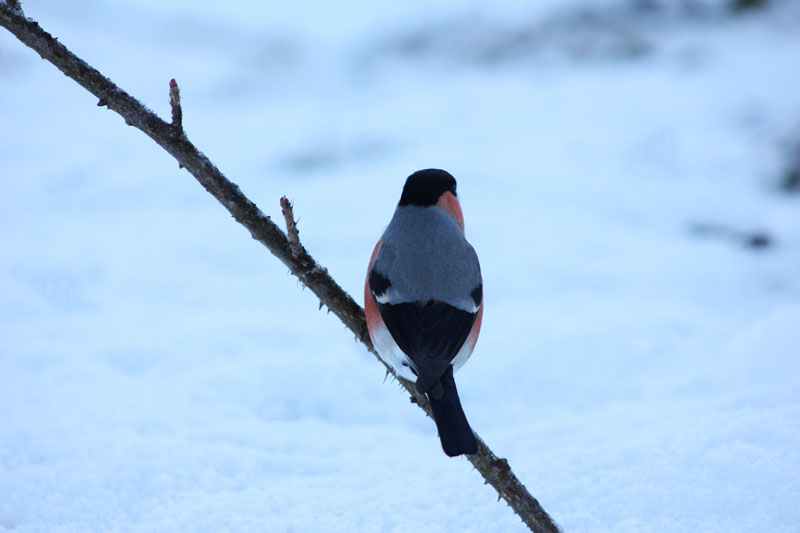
375 205 481 312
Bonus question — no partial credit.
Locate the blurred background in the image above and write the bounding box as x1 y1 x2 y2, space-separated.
1 1 799 531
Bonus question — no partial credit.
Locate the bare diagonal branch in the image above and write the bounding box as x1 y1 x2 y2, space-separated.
0 6 560 532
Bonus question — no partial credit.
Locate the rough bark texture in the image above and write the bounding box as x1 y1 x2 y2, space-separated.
1 5 560 532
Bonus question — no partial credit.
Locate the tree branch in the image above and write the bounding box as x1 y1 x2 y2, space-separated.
0 6 560 532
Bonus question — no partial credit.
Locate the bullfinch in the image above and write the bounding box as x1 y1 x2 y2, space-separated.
365 169 483 457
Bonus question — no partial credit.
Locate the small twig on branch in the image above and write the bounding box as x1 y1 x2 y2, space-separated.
0 6 560 532
169 78 183 133
169 78 184 168
279 196 303 259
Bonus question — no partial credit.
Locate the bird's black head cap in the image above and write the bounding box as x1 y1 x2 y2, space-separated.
398 169 457 207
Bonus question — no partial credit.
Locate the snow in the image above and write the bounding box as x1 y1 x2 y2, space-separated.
2 1 800 531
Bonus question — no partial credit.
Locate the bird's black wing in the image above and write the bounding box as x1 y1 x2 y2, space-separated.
376 300 477 395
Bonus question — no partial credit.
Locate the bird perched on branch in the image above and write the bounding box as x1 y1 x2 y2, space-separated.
365 169 483 456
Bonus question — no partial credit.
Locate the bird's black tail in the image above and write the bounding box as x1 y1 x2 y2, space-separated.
428 366 477 457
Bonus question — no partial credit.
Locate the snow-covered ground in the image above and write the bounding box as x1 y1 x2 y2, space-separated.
2 1 800 531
